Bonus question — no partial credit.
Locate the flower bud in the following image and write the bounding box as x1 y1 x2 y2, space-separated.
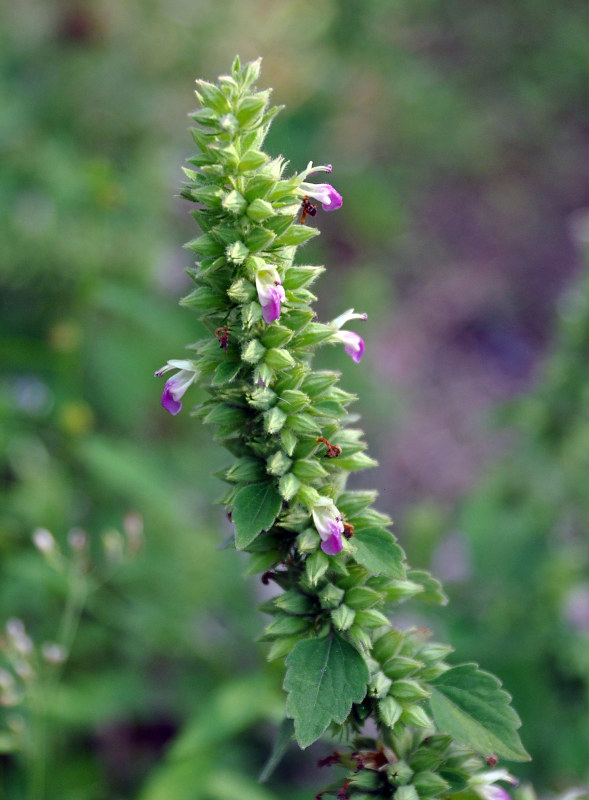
265 348 295 370
390 679 430 702
379 695 402 728
372 630 404 663
346 624 372 652
264 407 287 434
228 276 257 303
280 428 298 456
349 770 380 790
331 604 355 631
386 759 413 785
412 771 450 796
222 189 248 215
368 670 392 699
318 582 345 610
263 614 309 639
305 550 329 586
384 579 423 602
274 590 315 615
296 527 319 554
279 472 301 502
381 655 422 680
267 450 292 477
226 240 249 264
354 609 390 629
345 586 381 610
246 198 274 221
292 459 328 483
241 339 266 362
400 703 432 728
393 786 419 800
267 635 303 662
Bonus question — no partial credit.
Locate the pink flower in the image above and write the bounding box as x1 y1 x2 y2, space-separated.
312 500 345 555
333 330 365 363
330 308 367 363
255 267 286 324
154 360 199 416
299 162 343 212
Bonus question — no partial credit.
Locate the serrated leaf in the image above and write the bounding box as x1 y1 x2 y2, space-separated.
259 718 294 782
352 527 405 579
429 664 531 762
233 482 283 549
284 635 369 748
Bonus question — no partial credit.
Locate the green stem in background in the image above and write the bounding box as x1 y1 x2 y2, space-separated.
159 57 531 798
26 550 89 800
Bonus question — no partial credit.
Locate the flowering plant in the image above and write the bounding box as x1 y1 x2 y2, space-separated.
158 56 530 798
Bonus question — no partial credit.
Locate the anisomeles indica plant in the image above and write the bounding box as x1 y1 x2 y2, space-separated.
157 56 530 799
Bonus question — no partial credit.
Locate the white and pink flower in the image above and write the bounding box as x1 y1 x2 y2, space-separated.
330 308 367 363
470 769 519 800
312 499 345 555
298 162 343 212
155 359 199 416
255 267 286 324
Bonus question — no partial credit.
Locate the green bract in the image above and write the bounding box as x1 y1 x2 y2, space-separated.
161 56 530 796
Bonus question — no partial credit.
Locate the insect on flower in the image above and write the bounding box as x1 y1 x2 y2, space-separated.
300 195 318 225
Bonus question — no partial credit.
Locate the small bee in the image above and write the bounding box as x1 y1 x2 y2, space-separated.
214 326 230 352
300 195 317 225
343 522 354 539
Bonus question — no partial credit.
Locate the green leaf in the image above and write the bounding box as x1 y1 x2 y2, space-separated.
259 718 294 782
184 233 224 255
333 452 378 471
352 527 405 579
245 227 276 252
233 481 283 549
429 664 531 762
284 635 369 748
238 150 268 172
275 224 320 247
408 569 448 606
212 360 242 385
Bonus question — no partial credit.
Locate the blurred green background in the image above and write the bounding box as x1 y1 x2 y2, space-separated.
1 0 587 797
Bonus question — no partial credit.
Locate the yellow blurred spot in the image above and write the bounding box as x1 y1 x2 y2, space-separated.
59 401 94 436
48 321 82 353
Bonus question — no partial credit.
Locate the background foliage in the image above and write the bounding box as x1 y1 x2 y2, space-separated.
0 0 587 797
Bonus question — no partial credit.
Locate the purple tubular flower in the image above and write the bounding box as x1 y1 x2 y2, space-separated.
299 161 342 212
301 182 343 212
255 268 286 324
307 184 343 211
334 330 365 363
154 360 199 416
330 308 367 363
312 501 345 555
